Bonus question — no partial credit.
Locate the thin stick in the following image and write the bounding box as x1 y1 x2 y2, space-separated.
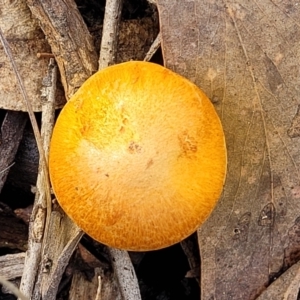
109 248 141 300
0 276 29 300
19 59 57 298
94 275 102 300
144 32 161 62
0 162 15 174
37 52 55 59
98 0 123 69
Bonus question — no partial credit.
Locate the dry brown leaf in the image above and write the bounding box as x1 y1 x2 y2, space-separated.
0 0 65 111
256 258 300 300
157 0 300 299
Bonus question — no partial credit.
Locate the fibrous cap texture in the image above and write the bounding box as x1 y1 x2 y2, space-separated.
49 61 227 251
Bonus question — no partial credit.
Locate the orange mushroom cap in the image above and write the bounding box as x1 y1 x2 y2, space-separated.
49 61 226 251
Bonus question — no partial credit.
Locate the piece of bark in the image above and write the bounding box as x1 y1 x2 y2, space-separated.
35 208 83 300
0 253 25 280
0 0 65 111
26 0 99 99
0 111 28 193
156 0 300 299
0 203 28 251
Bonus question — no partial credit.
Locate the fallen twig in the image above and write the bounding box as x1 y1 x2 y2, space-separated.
19 58 57 298
99 0 123 69
95 275 102 300
109 249 141 300
144 32 161 62
0 162 15 175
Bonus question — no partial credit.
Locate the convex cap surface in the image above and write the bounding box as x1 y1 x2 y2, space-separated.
49 61 227 251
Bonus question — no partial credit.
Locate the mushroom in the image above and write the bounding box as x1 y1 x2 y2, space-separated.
49 61 227 251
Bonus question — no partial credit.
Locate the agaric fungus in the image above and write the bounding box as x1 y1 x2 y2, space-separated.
49 61 226 251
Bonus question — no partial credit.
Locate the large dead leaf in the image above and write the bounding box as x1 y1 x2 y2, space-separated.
157 0 300 299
